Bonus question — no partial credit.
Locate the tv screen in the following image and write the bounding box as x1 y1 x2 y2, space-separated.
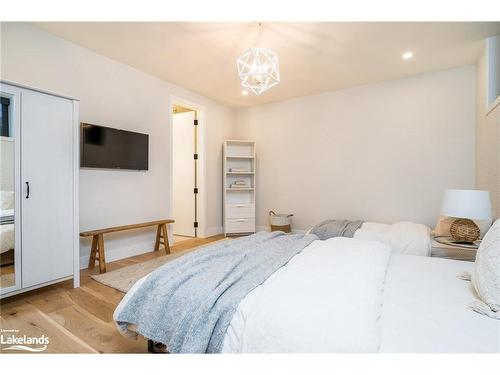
81 123 149 170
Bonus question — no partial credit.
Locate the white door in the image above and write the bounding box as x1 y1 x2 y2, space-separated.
21 89 74 288
172 111 196 237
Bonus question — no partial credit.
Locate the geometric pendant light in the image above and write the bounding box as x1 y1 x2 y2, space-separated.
236 47 280 95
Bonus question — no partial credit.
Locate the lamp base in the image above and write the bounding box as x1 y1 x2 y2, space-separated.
449 218 480 243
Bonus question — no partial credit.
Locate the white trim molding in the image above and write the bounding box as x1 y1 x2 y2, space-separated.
204 226 224 238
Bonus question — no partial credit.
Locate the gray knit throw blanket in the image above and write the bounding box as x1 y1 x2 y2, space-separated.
309 219 364 240
114 231 318 353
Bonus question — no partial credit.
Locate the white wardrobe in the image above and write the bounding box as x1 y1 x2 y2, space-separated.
0 82 79 298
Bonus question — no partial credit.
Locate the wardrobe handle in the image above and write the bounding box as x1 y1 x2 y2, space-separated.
26 181 30 199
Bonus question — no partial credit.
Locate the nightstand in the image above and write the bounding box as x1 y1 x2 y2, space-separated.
431 236 479 262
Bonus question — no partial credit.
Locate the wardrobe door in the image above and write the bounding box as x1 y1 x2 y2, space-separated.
21 89 74 288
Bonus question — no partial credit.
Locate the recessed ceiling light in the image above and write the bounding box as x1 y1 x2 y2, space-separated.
241 90 249 96
402 51 414 60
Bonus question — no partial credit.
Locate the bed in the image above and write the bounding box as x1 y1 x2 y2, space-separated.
1 190 15 255
0 222 14 254
114 223 500 353
222 245 499 353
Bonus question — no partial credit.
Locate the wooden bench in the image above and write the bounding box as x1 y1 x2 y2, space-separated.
80 219 175 273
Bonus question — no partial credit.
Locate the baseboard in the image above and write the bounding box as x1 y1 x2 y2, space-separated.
203 226 223 238
79 240 156 269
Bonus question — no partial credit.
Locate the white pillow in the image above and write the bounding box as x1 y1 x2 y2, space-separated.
0 191 14 210
470 219 500 319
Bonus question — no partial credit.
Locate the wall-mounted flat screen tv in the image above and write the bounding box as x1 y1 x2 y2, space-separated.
81 123 149 170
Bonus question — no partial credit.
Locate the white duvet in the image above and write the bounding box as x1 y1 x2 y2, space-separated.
222 237 392 352
220 238 500 353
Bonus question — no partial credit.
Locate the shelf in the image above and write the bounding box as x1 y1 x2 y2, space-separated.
224 140 256 234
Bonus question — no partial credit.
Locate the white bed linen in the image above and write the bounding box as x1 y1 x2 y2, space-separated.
221 243 498 353
115 238 499 353
222 237 391 353
0 208 14 218
0 223 14 254
353 221 431 256
380 254 500 352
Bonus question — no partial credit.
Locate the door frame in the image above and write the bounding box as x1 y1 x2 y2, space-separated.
168 95 207 239
0 83 22 295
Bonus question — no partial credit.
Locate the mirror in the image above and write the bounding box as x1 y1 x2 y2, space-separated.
0 94 15 288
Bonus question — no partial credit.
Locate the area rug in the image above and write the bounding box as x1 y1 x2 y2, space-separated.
91 238 230 293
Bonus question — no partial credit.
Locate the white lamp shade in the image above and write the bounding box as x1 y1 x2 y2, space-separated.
441 189 492 221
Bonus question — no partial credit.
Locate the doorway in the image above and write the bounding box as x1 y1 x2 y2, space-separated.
172 103 198 243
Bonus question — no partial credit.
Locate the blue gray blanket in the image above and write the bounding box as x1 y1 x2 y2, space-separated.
115 231 318 353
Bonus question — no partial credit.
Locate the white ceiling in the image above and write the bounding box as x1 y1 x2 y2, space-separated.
34 22 500 108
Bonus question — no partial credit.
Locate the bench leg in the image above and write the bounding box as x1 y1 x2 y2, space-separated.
154 224 170 254
88 235 98 269
154 225 161 252
162 224 171 255
88 234 106 273
97 234 106 273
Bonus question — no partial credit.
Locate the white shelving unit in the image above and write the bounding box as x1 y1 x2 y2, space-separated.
223 140 256 236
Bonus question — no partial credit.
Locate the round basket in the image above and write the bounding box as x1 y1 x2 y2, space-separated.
450 218 480 243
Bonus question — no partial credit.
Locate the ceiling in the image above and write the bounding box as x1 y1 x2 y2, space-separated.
34 22 500 108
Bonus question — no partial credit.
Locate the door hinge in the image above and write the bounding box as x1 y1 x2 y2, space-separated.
194 153 198 160
194 187 198 194
194 119 198 126
194 222 199 228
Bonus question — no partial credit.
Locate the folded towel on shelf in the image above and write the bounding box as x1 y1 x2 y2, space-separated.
230 180 249 188
229 168 250 173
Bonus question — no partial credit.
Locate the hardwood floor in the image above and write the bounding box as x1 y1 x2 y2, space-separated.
0 235 225 354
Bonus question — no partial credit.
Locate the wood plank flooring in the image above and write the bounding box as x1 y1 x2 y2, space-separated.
0 235 224 354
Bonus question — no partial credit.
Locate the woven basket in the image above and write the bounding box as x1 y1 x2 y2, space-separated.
269 211 293 233
450 218 480 243
270 224 292 233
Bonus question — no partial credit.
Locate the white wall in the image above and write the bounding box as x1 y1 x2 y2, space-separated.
1 22 236 266
235 66 476 230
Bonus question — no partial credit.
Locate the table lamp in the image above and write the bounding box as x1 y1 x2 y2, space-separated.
440 189 492 243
